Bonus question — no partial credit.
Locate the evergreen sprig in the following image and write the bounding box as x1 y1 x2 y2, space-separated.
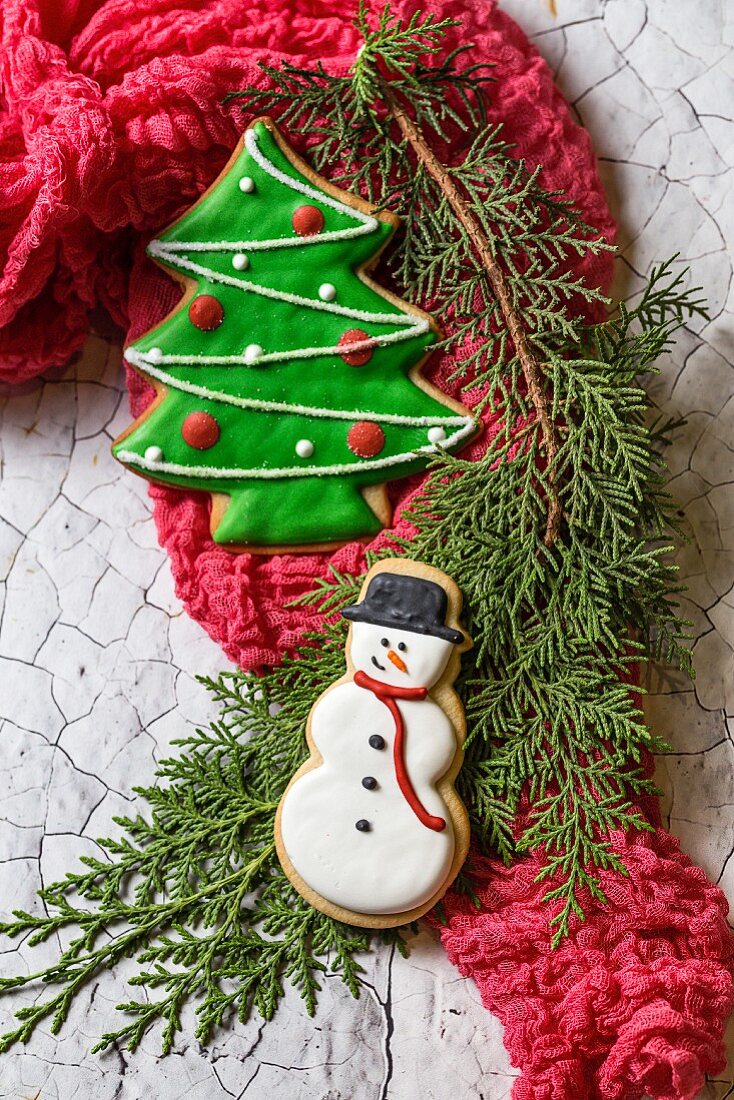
0 5 704 1055
0 630 406 1054
233 0 611 412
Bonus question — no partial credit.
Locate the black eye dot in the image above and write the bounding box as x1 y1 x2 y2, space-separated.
380 638 389 648
397 642 407 652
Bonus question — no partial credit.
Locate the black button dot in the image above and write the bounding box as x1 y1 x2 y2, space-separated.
369 734 386 750
362 776 377 790
355 819 371 832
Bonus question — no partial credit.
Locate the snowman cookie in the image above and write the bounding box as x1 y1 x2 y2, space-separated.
275 558 471 928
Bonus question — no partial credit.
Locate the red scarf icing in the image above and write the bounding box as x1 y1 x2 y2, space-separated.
354 670 446 832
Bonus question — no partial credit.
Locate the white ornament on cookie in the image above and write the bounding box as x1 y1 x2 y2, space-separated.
428 426 447 444
318 283 337 302
244 343 263 365
295 439 314 458
144 445 163 463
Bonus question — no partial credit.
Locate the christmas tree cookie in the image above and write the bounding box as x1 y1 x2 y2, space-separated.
276 559 471 928
112 118 475 550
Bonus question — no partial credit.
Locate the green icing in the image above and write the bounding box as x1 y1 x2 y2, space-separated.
160 122 373 253
113 120 474 547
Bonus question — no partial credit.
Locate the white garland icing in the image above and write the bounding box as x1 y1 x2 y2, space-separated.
128 325 420 370
157 228 370 253
115 417 475 481
147 242 428 332
124 350 474 430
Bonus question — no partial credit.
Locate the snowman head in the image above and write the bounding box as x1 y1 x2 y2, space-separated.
349 620 454 688
342 571 464 689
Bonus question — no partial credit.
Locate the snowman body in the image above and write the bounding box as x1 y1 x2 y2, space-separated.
279 619 461 917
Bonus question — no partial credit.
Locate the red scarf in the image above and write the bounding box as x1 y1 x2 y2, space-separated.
354 670 446 832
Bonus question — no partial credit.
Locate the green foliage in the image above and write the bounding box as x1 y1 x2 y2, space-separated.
232 4 612 410
0 5 704 1057
351 1 461 109
0 632 408 1055
231 2 491 211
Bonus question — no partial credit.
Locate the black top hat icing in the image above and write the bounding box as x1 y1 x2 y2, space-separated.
342 572 464 645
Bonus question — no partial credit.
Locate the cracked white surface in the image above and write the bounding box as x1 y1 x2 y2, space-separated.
0 2 732 1097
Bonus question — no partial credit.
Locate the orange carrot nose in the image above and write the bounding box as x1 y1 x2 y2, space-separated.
387 650 408 673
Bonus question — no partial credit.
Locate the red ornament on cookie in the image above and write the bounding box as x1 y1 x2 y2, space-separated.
188 295 224 331
347 421 385 458
338 329 374 367
292 205 325 236
181 411 220 450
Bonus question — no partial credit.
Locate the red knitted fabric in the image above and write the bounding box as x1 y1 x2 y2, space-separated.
438 817 734 1100
1 3 732 1097
440 728 731 1099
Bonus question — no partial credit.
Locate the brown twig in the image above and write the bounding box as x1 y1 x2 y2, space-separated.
383 86 563 546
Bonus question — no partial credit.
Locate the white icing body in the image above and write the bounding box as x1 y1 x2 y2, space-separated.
280 622 459 915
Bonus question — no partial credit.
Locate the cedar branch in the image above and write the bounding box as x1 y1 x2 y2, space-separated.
383 85 563 546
